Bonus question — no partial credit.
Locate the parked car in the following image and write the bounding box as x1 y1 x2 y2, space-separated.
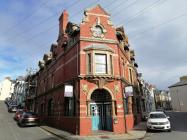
7 100 16 107
14 109 27 121
8 104 18 112
18 112 39 127
4 97 11 104
146 111 171 132
6 99 13 106
156 108 166 114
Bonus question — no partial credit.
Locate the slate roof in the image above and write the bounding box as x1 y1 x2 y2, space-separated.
168 80 187 88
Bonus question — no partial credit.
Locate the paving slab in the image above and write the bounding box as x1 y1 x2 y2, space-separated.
40 122 146 140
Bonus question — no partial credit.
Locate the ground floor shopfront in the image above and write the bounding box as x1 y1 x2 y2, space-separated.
36 79 140 136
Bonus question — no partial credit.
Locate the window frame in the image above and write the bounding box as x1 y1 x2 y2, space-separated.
48 99 54 116
87 53 92 74
63 84 76 117
129 68 133 84
86 51 113 75
94 53 107 74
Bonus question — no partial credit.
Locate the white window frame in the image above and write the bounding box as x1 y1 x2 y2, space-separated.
86 51 113 75
94 53 107 74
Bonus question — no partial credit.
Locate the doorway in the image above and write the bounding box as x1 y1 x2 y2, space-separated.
90 89 112 131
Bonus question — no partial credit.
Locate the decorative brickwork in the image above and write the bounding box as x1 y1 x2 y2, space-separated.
35 4 141 136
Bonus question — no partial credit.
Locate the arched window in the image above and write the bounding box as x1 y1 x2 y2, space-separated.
91 89 111 102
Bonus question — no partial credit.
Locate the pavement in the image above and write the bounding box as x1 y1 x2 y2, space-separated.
40 122 146 140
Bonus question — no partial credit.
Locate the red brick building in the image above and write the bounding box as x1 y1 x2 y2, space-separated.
36 5 142 136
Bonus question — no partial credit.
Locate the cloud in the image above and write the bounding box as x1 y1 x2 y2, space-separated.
140 65 187 89
109 0 187 89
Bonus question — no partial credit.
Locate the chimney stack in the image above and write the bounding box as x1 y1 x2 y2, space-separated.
59 10 68 35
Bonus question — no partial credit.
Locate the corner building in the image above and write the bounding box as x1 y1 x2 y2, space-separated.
36 5 141 136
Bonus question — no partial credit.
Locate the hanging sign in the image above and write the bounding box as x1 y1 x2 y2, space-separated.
64 85 73 97
125 86 133 97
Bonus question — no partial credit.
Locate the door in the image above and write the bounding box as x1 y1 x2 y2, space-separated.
91 104 102 130
91 103 112 131
103 103 112 131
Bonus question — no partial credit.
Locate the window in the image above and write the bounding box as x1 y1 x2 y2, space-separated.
121 58 125 77
136 98 141 113
40 103 45 115
48 99 54 116
43 79 46 92
86 50 113 75
51 74 54 88
142 99 146 112
129 69 133 83
150 113 166 119
110 55 113 75
87 53 91 73
64 97 75 116
124 97 129 114
95 54 107 74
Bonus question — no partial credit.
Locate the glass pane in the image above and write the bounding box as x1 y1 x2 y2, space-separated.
95 54 106 64
88 54 91 73
95 64 106 73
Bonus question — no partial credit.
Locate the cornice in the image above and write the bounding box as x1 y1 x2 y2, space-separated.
80 36 118 44
78 74 120 80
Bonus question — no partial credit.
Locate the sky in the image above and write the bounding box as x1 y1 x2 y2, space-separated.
0 0 187 90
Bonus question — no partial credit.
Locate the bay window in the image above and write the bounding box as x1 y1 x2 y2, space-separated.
85 44 114 75
95 54 107 74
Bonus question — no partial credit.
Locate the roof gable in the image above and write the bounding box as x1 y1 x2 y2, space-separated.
168 81 187 88
85 4 110 16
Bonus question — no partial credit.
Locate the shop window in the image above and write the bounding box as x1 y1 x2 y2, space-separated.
64 97 75 116
95 54 107 74
124 97 129 114
142 99 146 112
136 98 141 114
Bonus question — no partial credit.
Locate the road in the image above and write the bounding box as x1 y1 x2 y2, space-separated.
0 101 62 140
143 111 187 140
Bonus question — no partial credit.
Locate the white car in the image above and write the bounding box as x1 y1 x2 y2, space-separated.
146 111 171 132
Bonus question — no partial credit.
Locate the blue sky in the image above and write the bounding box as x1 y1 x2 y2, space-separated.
0 0 187 90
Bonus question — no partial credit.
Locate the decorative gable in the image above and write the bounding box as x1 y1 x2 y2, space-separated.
80 5 116 41
84 4 110 16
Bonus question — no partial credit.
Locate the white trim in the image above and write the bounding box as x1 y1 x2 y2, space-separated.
86 12 110 17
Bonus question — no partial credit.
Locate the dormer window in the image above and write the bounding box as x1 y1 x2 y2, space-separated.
116 31 124 42
134 62 138 68
124 44 129 51
130 57 135 61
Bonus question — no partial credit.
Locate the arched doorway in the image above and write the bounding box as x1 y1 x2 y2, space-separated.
90 89 112 131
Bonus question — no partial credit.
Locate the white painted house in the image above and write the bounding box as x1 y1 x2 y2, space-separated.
0 77 14 100
169 76 187 112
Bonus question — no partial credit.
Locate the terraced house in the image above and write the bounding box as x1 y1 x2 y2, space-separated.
36 5 142 136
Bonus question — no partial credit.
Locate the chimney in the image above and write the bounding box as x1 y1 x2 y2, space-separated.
59 10 68 35
180 76 187 82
